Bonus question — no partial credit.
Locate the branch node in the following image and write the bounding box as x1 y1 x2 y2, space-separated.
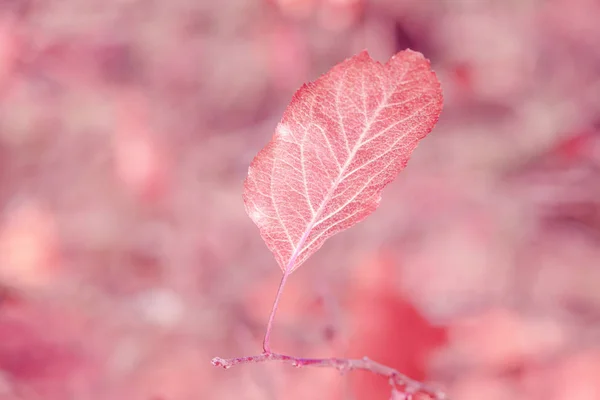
211 357 231 369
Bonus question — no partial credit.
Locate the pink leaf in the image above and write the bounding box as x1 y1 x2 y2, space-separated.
244 50 443 273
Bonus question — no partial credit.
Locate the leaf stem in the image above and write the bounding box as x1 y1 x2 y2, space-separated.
262 271 290 353
211 352 447 399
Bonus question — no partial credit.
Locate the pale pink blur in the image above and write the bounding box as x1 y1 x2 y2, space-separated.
0 1 599 399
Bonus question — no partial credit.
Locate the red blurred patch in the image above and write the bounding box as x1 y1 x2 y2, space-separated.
452 62 473 92
344 254 448 400
0 303 95 398
548 130 598 163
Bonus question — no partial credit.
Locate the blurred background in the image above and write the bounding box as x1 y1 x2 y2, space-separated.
0 0 599 399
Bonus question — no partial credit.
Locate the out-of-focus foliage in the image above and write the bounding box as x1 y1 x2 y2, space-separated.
0 0 598 399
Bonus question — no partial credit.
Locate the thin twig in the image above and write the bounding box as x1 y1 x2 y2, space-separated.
212 351 448 399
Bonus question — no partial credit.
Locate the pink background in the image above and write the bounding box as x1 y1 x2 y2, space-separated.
0 0 599 399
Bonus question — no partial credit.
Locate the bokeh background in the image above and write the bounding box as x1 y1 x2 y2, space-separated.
0 0 599 399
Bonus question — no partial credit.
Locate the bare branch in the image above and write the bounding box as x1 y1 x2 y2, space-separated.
212 351 448 400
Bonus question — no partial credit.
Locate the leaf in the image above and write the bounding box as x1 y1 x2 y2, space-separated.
244 49 443 273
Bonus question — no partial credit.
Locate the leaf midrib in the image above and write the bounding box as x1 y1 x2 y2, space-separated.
282 73 403 273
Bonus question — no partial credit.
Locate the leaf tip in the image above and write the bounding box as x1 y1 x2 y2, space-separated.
356 49 371 59
388 48 443 117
